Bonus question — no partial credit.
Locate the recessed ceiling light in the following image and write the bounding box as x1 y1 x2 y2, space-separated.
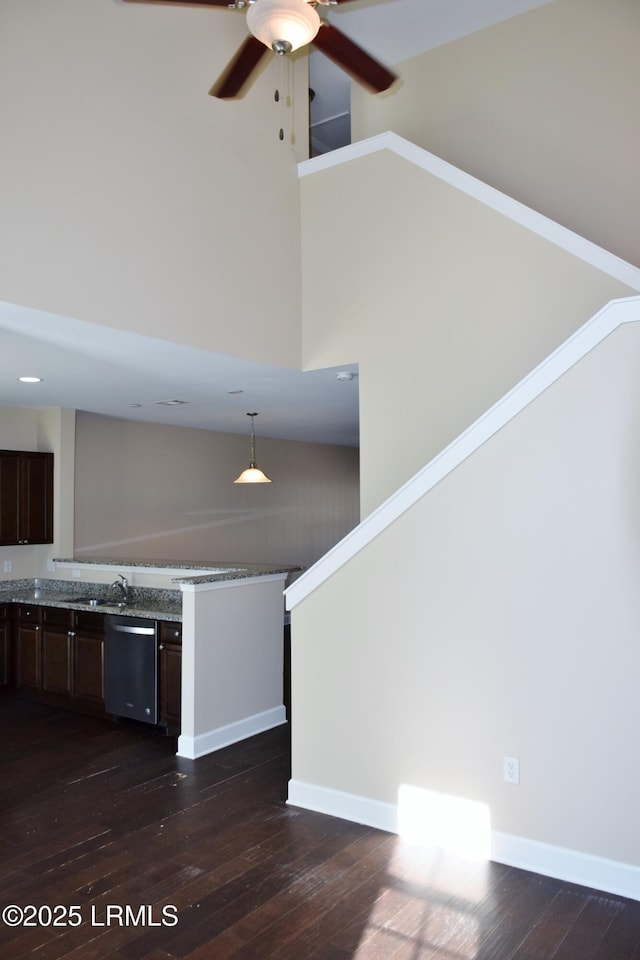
228 389 244 395
154 399 188 406
18 376 42 383
127 403 142 408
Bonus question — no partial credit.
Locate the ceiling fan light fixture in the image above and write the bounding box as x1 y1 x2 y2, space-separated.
246 0 321 54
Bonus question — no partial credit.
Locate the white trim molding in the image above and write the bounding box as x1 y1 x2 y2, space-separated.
177 706 286 760
288 779 640 902
299 132 640 292
288 778 398 834
286 295 640 611
492 832 640 903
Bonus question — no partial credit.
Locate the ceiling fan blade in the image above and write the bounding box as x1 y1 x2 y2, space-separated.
122 1 230 6
312 22 397 94
209 35 271 99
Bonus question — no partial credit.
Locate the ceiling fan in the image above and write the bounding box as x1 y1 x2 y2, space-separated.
122 0 398 100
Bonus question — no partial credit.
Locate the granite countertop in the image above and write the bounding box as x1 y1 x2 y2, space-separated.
0 579 182 622
174 564 299 586
0 560 303 622
53 557 302 587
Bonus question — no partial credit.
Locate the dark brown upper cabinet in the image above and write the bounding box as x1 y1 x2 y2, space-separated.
0 450 54 545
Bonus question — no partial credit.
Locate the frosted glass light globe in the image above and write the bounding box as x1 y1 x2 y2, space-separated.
247 0 321 53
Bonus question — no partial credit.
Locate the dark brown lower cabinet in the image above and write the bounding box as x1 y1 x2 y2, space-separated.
158 620 182 734
0 604 10 686
15 605 42 692
42 607 74 697
14 605 106 714
9 606 181 733
74 611 106 710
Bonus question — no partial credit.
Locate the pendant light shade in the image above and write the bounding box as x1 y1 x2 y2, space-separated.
246 0 321 54
234 412 272 484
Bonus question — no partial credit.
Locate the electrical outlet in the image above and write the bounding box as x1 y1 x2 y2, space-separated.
3 560 12 573
504 756 520 784
72 568 82 578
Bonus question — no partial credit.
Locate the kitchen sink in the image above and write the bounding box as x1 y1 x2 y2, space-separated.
58 596 98 604
62 596 128 608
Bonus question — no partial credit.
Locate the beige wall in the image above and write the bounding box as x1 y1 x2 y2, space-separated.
291 319 640 868
0 409 41 452
0 0 307 368
300 148 634 516
180 576 286 755
0 407 76 579
352 0 640 269
74 412 359 571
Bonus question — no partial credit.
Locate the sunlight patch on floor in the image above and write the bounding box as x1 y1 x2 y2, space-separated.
350 787 494 958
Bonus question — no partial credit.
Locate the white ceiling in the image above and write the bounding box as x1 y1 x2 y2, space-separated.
1 0 551 447
0 302 359 446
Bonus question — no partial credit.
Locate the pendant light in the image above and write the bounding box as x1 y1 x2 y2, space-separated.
234 412 272 483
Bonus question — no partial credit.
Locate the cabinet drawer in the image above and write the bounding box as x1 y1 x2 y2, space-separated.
159 621 182 645
15 604 41 623
42 606 73 628
74 610 106 634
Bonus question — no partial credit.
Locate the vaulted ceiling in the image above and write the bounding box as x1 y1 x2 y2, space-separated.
1 0 551 447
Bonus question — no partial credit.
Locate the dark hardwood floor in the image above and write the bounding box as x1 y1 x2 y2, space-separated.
0 692 639 960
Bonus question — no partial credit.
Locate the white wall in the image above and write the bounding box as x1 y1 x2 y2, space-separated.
300 146 634 516
0 0 307 368
290 319 640 889
352 0 640 269
179 576 287 758
0 407 75 580
74 412 359 572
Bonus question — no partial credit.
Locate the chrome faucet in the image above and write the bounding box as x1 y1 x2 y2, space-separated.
111 574 129 604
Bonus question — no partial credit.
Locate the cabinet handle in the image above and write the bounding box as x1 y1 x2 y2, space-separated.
35 625 40 632
68 631 76 638
159 643 164 650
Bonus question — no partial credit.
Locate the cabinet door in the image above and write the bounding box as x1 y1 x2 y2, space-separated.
20 453 53 544
42 628 73 697
74 611 106 709
75 634 105 707
41 608 73 697
158 622 182 732
159 645 182 730
16 623 42 691
0 453 20 544
0 607 9 687
0 451 53 545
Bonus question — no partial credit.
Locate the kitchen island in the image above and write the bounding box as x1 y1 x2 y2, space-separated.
1 557 299 760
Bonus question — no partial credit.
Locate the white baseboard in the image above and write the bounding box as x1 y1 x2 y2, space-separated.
287 779 640 902
177 706 286 760
288 778 398 833
491 831 640 902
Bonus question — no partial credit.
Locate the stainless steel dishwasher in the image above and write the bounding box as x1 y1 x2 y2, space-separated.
105 615 158 724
